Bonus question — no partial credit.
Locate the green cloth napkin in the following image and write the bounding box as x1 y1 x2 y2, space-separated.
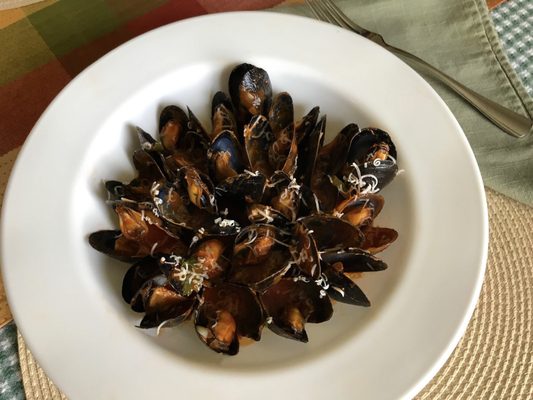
275 0 533 206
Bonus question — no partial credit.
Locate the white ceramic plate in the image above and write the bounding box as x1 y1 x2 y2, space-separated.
1 12 488 400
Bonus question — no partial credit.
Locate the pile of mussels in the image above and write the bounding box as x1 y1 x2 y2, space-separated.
89 63 399 355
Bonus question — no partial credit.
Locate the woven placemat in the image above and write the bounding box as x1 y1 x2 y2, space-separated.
13 188 532 399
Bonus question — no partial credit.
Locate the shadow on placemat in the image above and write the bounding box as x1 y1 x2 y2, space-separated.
15 189 533 399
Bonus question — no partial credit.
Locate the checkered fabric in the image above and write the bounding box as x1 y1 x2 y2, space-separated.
492 0 532 93
0 322 23 400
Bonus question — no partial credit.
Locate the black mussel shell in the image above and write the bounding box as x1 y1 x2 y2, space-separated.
151 180 214 232
179 166 217 214
293 222 321 279
136 280 196 329
136 127 158 151
211 91 237 140
210 130 247 182
89 230 128 261
159 105 189 151
321 248 388 272
260 278 333 342
270 179 300 222
244 115 274 177
335 194 384 228
122 257 162 304
317 123 359 176
269 92 294 136
300 215 364 251
358 158 398 191
361 226 398 254
132 148 166 182
268 123 294 172
298 115 325 186
195 283 263 355
229 224 292 291
229 63 272 119
114 203 188 256
294 106 320 144
89 228 183 263
189 237 233 281
186 107 210 142
216 172 266 204
324 267 370 307
347 127 397 164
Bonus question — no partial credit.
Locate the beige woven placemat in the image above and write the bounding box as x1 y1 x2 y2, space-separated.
11 188 532 399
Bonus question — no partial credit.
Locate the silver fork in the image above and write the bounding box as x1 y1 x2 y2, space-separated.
306 0 532 139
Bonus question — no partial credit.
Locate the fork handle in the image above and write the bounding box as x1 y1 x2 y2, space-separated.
385 44 532 138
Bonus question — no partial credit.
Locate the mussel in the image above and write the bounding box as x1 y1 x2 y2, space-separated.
89 62 399 356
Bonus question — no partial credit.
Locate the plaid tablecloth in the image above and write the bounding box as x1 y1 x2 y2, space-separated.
0 0 531 399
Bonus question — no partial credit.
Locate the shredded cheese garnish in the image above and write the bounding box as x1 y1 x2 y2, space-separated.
150 242 159 257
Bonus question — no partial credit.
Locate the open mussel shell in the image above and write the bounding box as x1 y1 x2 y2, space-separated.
188 235 234 280
133 278 196 329
361 226 398 254
310 172 339 213
116 203 188 255
229 63 272 123
358 158 399 191
268 123 294 172
347 127 397 164
211 91 237 140
300 215 364 251
229 224 292 291
164 129 210 174
260 278 333 343
179 166 217 214
136 126 158 150
269 92 294 136
324 267 370 307
309 124 359 212
297 115 325 186
151 180 213 232
243 115 274 177
105 180 128 201
281 133 298 178
316 123 359 177
88 225 186 262
159 105 189 152
262 171 300 221
321 248 388 272
294 106 320 144
132 146 166 176
89 230 130 261
195 283 263 355
216 171 266 204
335 194 384 228
293 222 321 279
209 130 247 182
186 107 210 142
270 181 300 222
122 257 162 304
